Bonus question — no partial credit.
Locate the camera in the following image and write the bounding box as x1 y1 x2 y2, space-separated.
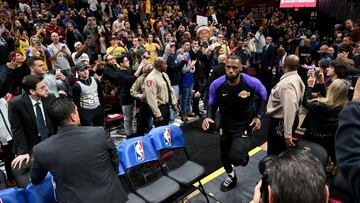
258 155 274 203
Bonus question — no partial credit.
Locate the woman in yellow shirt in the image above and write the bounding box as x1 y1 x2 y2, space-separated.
26 35 50 71
144 34 162 63
173 2 180 16
15 28 29 57
106 36 128 58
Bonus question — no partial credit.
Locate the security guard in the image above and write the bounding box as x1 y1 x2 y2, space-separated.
130 63 153 135
267 55 305 155
144 57 179 127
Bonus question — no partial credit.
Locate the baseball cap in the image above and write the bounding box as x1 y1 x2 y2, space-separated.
75 61 88 71
74 41 82 48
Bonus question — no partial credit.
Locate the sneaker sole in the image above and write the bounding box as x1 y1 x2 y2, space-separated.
220 180 237 192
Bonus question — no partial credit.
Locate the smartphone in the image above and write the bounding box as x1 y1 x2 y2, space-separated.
11 52 16 61
314 70 320 77
55 69 61 75
97 54 102 61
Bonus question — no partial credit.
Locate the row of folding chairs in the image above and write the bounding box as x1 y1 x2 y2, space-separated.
0 125 209 203
0 173 56 203
118 125 210 203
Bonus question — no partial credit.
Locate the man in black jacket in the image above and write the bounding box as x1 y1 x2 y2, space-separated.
164 42 186 122
336 76 360 202
209 54 227 83
260 36 276 93
198 54 227 101
194 54 226 112
190 39 206 117
102 55 142 137
31 97 127 203
0 61 16 98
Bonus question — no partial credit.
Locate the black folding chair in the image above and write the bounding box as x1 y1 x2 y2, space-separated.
149 125 210 203
118 136 181 203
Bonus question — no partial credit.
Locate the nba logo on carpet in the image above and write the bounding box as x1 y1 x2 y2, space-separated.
134 140 145 162
164 128 172 146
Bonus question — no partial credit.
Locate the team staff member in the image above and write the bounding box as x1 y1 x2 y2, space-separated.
266 55 305 155
145 57 179 127
72 62 104 126
202 55 267 192
30 97 127 203
9 75 56 170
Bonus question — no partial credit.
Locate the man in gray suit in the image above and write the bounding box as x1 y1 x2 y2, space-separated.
30 97 127 203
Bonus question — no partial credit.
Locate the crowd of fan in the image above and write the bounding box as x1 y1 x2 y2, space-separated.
0 0 360 200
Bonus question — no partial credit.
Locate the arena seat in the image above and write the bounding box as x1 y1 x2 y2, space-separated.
0 187 27 203
26 173 57 203
104 95 124 136
118 162 147 203
149 125 209 202
118 136 181 203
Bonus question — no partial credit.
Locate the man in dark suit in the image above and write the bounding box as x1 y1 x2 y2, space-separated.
259 36 276 93
272 46 287 86
208 54 227 85
8 75 56 170
30 97 127 203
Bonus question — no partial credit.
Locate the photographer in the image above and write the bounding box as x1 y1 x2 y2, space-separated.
252 149 329 203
